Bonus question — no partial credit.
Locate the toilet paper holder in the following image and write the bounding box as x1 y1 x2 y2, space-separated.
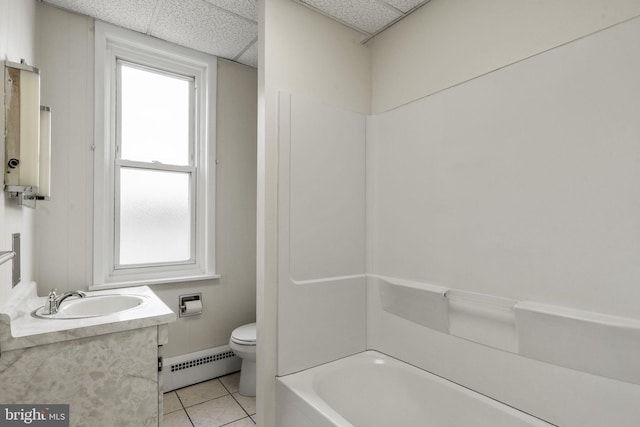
179 293 203 317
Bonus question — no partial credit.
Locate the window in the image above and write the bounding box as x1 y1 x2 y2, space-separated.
94 22 218 287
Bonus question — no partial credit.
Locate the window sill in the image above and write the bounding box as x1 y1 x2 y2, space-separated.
90 274 221 290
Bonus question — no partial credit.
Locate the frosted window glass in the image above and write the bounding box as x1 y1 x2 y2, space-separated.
120 64 191 165
119 168 191 265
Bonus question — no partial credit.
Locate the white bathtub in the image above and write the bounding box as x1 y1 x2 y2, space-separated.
276 351 553 427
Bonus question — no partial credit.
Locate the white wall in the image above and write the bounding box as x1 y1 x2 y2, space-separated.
34 3 257 358
365 7 640 427
368 16 640 316
35 3 94 293
259 0 370 424
368 0 640 113
277 93 366 376
0 0 37 308
154 58 257 358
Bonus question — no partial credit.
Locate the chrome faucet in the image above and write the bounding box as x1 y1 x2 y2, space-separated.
42 289 87 315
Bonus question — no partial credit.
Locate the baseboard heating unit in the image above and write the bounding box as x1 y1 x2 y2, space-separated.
162 345 241 392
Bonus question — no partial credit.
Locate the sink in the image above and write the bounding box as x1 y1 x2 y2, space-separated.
59 294 149 317
33 294 150 319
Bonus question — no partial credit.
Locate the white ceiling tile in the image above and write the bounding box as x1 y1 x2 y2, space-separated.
203 0 258 22
300 0 402 35
381 0 427 14
237 42 258 68
150 0 257 59
44 0 157 33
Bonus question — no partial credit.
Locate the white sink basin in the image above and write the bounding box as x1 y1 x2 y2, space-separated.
34 294 150 319
59 294 149 317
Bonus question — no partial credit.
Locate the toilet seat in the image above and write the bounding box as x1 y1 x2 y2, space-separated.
231 323 256 346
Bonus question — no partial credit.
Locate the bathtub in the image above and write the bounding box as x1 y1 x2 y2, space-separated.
276 351 553 427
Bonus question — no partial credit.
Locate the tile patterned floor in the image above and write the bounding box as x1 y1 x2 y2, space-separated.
163 372 256 427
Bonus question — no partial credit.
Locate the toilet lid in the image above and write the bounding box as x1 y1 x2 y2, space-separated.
231 323 256 345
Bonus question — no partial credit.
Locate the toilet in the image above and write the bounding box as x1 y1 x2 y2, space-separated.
229 322 256 397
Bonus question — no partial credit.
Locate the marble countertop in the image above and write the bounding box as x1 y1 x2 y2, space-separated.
0 281 176 351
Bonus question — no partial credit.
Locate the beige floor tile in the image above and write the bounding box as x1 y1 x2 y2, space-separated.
219 372 240 394
222 417 255 427
187 395 247 427
232 392 256 416
163 391 183 414
163 410 193 427
177 379 229 407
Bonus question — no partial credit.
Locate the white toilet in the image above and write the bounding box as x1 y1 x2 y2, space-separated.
229 322 256 397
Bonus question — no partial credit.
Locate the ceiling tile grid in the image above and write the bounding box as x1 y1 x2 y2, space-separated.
300 0 402 35
44 0 258 68
382 0 427 14
150 0 257 60
236 41 258 68
44 0 159 34
203 0 258 22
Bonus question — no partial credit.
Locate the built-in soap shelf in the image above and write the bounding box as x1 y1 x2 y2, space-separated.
378 276 449 333
446 290 518 353
371 274 640 385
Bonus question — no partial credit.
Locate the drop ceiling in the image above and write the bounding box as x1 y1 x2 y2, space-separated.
43 0 259 67
295 0 429 39
42 0 429 68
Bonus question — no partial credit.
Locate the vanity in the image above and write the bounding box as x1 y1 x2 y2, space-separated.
0 282 176 427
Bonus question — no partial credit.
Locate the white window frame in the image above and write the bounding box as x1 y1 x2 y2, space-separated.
93 22 218 288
